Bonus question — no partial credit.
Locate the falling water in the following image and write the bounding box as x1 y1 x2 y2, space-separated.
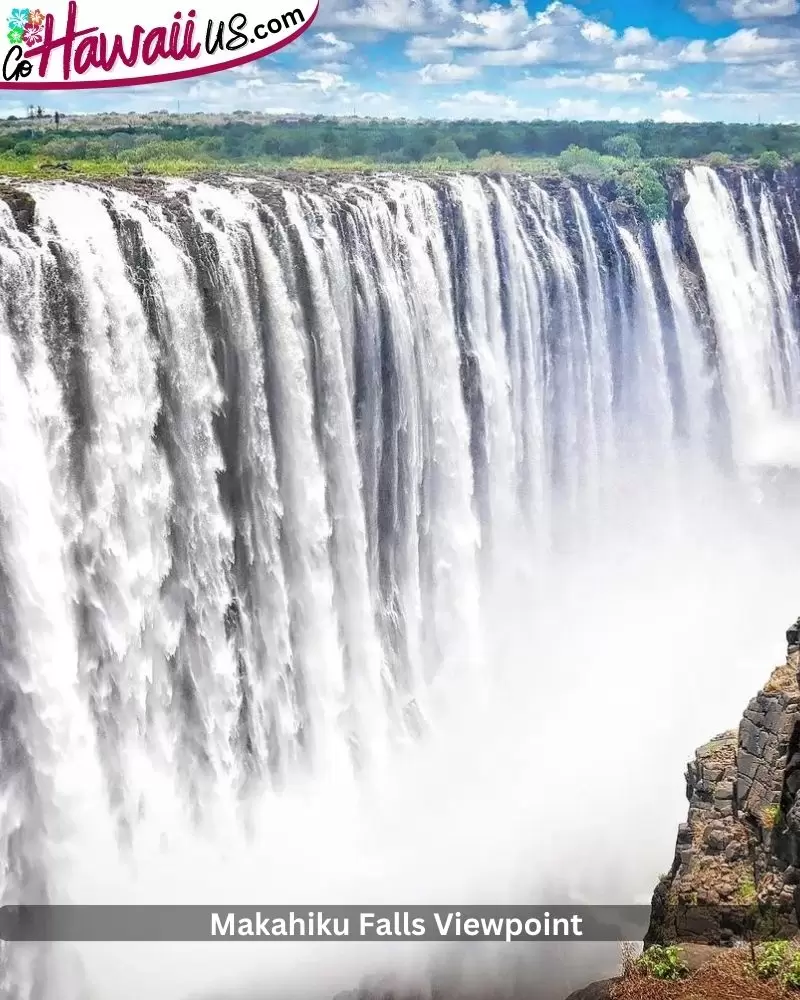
2 167 800 999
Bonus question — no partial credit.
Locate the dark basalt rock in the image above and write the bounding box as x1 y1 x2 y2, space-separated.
563 981 617 1000
646 623 800 949
0 184 36 237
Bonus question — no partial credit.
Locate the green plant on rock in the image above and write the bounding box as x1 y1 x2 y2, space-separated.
784 949 800 989
762 804 783 830
736 878 757 905
706 151 732 167
617 163 669 221
759 149 782 172
755 940 791 980
636 945 689 981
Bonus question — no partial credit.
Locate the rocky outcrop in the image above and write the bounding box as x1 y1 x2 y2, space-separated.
646 627 800 946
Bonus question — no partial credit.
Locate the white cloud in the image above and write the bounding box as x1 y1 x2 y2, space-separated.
658 108 700 122
731 0 799 15
614 54 674 71
660 85 692 100
678 39 710 63
418 62 481 83
581 20 616 44
473 39 556 66
687 0 799 18
434 89 647 122
295 70 352 92
448 0 534 50
618 27 656 50
541 71 656 92
403 0 680 73
320 0 458 34
436 89 546 119
304 32 355 60
679 27 795 63
552 97 646 120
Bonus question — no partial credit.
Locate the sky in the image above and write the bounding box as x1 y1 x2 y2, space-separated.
7 0 800 123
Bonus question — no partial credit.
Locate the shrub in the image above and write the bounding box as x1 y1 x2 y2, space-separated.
762 804 783 830
736 878 757 905
603 134 642 160
706 151 731 167
557 145 616 182
636 945 689 981
756 940 791 979
422 137 466 162
759 149 782 171
649 156 680 173
474 152 517 172
784 949 800 989
618 163 669 221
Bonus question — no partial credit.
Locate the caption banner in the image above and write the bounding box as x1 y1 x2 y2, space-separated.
0 905 653 942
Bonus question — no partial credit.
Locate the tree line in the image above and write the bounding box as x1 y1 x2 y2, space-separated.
1 116 800 163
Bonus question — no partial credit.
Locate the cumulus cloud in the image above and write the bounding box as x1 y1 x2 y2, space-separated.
686 0 799 19
303 32 355 60
678 27 798 62
614 54 674 71
418 62 481 83
436 89 546 119
404 0 678 71
434 89 652 122
295 69 353 92
318 0 459 34
540 71 656 93
660 85 692 100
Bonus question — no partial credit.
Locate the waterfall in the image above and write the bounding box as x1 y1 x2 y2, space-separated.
3 168 800 1000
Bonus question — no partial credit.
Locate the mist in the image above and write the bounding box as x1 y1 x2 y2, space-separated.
50 456 798 1000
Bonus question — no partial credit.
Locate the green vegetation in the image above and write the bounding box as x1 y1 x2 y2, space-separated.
755 940 792 980
760 149 783 172
603 134 642 160
4 113 799 162
706 151 732 167
736 877 758 905
785 949 800 989
763 805 784 830
619 163 669 221
0 113 797 222
636 945 689 981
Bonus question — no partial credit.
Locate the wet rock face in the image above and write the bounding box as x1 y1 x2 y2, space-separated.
0 184 36 237
647 648 800 947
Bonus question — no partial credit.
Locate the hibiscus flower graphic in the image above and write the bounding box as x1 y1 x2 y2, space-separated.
6 8 30 32
23 21 41 45
6 25 23 44
27 8 44 26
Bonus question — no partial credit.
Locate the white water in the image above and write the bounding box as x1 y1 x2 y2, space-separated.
1 168 799 999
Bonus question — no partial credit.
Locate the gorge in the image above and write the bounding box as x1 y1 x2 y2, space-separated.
1 164 800 999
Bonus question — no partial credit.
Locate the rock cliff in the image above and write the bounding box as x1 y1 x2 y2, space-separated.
646 622 800 947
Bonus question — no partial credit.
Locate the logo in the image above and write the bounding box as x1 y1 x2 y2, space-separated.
0 0 319 89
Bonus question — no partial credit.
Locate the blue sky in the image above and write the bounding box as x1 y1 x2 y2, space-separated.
8 0 800 122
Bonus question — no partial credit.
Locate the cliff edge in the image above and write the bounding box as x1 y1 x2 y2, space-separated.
646 623 800 947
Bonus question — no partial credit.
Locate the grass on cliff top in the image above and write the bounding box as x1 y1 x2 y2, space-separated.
0 152 569 180
615 946 795 999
